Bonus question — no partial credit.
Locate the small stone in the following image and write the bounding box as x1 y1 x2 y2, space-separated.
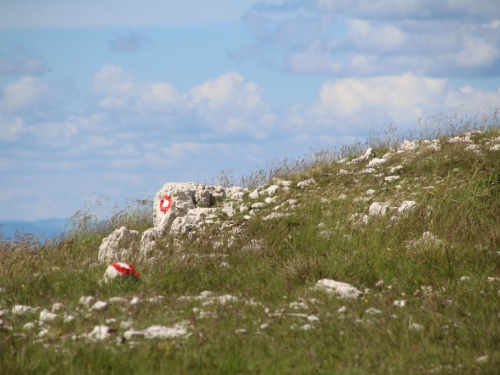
130 297 141 305
385 176 400 182
51 303 64 312
39 310 57 323
393 300 406 307
476 355 489 363
315 279 362 299
79 296 95 307
12 305 38 315
23 322 36 330
219 262 230 269
365 308 382 315
63 314 75 323
91 301 108 311
120 320 133 329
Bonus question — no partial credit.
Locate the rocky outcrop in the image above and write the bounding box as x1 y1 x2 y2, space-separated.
98 227 140 263
153 182 226 229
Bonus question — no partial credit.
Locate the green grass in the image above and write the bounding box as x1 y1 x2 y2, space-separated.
2 116 500 374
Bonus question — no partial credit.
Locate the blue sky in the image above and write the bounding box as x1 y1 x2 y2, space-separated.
1 0 500 222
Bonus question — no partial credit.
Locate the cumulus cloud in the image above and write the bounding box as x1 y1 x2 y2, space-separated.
108 31 149 53
0 114 26 142
287 74 499 133
0 54 47 76
235 0 500 78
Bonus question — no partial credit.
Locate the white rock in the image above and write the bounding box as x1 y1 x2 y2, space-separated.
266 185 280 196
12 305 38 315
39 310 58 323
251 202 266 209
338 169 351 175
397 200 417 214
337 194 347 200
153 182 225 229
393 300 406 307
476 355 489 363
139 227 163 258
315 279 362 299
222 203 236 218
91 301 108 311
384 176 400 182
170 207 216 234
409 323 424 331
23 322 36 330
398 140 419 152
490 144 500 151
103 262 140 283
365 308 382 315
87 325 112 341
63 314 75 323
348 148 374 164
249 189 260 199
264 197 277 204
388 165 404 174
125 322 189 340
98 226 140 263
51 303 64 312
79 296 95 307
130 297 141 305
366 189 376 195
368 158 386 167
360 168 377 174
219 262 230 269
263 212 289 220
300 324 313 330
273 179 293 187
297 178 316 189
338 306 347 313
369 202 391 216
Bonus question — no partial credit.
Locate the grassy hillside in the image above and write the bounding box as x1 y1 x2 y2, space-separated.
1 118 500 374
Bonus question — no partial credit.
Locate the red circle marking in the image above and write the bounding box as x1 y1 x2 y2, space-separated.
160 195 173 214
111 262 140 277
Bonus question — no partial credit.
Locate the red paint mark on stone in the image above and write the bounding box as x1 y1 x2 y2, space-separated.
160 195 173 214
111 262 140 277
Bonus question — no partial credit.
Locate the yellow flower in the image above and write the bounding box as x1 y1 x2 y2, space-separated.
21 284 25 288
386 247 391 252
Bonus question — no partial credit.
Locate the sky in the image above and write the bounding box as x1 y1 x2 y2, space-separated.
1 0 500 222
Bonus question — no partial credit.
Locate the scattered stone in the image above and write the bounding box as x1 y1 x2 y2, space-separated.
300 324 313 331
86 325 112 341
368 158 386 167
23 322 36 330
365 308 382 315
120 320 133 330
139 227 163 258
273 178 293 187
219 262 230 269
266 185 280 196
39 310 57 323
476 355 489 363
297 178 316 189
51 303 64 312
360 168 377 174
251 202 267 209
409 323 424 331
393 300 406 307
91 301 108 311
490 144 500 151
315 279 362 299
263 212 290 220
388 165 404 174
124 322 189 340
12 305 38 315
385 176 400 182
369 202 391 216
98 227 140 263
103 262 141 283
130 297 141 306
348 148 374 164
249 189 260 199
338 169 351 175
397 200 417 214
79 296 95 307
63 314 75 323
38 329 49 338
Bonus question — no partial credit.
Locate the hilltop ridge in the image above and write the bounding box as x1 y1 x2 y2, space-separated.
1 124 500 373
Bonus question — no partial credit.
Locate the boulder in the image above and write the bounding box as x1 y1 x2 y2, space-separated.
103 262 141 283
170 207 216 234
153 182 226 229
98 226 140 263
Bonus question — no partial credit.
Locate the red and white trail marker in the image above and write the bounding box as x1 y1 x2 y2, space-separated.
160 195 173 214
104 262 140 283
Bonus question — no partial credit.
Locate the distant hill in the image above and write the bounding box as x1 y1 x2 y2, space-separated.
0 218 69 241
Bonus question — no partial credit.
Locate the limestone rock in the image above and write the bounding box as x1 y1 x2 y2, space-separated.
139 227 163 258
315 279 362 299
153 182 226 229
98 226 140 263
170 207 216 234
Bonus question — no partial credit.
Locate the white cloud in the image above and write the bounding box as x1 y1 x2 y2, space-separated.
0 114 26 142
0 76 49 112
239 1 500 78
93 64 181 111
288 74 500 132
108 31 148 53
0 54 47 76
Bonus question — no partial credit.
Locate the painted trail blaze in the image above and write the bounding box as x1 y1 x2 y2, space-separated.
160 195 173 214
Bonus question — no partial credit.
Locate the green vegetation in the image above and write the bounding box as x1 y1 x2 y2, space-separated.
1 114 500 374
